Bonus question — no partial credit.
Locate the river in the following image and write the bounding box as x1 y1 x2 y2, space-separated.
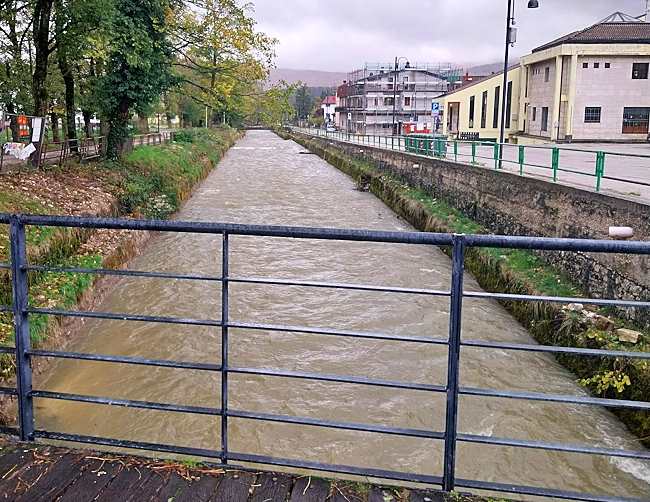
34 130 650 499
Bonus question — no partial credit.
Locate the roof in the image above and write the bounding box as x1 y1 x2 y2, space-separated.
321 96 337 105
533 16 650 53
440 64 520 98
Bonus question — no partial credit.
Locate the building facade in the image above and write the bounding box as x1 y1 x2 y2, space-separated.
321 96 337 125
438 66 521 142
518 15 650 142
336 64 459 135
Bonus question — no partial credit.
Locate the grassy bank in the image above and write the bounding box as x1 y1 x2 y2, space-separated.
286 130 650 448
0 127 240 383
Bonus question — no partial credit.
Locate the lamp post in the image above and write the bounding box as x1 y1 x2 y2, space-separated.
499 0 539 164
392 57 410 136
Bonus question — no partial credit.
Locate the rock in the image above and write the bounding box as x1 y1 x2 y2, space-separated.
566 303 584 312
593 315 615 332
617 329 641 344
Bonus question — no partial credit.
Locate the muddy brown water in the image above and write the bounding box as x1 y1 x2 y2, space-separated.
34 131 649 499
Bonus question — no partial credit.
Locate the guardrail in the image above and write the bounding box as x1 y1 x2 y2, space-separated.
291 127 650 198
0 214 649 501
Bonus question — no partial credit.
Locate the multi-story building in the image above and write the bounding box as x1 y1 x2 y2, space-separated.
336 63 460 135
437 12 650 144
519 12 650 142
321 96 337 125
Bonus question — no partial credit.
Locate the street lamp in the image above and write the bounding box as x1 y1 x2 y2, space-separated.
499 0 539 162
392 57 410 136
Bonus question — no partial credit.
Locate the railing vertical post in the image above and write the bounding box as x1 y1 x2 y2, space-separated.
518 145 525 175
443 234 465 493
220 232 229 464
10 216 34 442
552 147 560 182
453 141 458 162
493 143 500 170
471 142 476 164
596 151 605 192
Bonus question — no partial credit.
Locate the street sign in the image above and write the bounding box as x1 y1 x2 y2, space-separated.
431 102 441 118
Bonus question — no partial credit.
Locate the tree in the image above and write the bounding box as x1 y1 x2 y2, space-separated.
32 0 55 116
294 84 313 120
98 0 177 158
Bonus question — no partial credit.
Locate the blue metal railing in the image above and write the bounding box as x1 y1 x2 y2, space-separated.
0 213 649 501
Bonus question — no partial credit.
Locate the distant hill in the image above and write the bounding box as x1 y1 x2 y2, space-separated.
268 68 347 87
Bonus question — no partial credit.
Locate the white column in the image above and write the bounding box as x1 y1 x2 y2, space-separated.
551 55 563 141
565 53 578 139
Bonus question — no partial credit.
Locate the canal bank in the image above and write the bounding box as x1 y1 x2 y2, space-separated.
0 127 241 413
31 131 650 500
283 128 650 451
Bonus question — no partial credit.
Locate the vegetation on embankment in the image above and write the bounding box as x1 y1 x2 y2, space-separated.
284 130 650 448
0 127 239 384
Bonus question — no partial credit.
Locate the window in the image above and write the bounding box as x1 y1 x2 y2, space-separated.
605 62 611 69
622 107 650 134
384 97 394 106
403 76 409 83
541 107 549 132
594 62 600 69
374 98 378 107
544 67 550 82
493 86 500 129
505 81 513 128
469 95 475 128
404 96 411 107
632 63 649 79
583 62 589 69
532 107 537 121
584 107 601 123
480 91 488 128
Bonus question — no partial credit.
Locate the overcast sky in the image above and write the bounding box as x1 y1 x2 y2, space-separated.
251 0 646 71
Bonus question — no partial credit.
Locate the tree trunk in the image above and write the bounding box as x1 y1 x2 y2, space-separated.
138 113 149 133
83 110 92 137
32 0 54 117
50 112 60 142
106 98 131 159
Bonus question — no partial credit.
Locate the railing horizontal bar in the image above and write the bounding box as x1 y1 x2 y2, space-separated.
460 386 650 410
31 390 223 416
33 430 223 460
457 433 650 460
0 306 13 314
0 263 10 270
28 349 222 371
464 234 650 254
0 346 16 354
229 409 445 440
0 426 19 436
462 339 650 360
464 290 650 309
455 477 645 502
230 276 451 297
229 321 448 345
228 451 443 486
602 175 650 188
0 386 17 396
27 308 222 327
26 265 223 283
230 366 446 393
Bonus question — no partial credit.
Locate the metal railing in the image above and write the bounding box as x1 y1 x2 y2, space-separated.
0 214 649 501
292 127 650 199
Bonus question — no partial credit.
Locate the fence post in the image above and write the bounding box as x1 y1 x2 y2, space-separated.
453 141 458 162
220 232 229 464
10 216 34 442
493 144 500 170
518 145 525 176
443 234 465 493
552 147 560 182
471 142 476 164
596 151 605 192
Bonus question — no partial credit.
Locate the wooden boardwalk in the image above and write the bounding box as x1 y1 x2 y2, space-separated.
0 441 486 502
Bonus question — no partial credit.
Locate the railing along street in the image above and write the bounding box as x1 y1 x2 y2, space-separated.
0 214 648 502
291 127 650 199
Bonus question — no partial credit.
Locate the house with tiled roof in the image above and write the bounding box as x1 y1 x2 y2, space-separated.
321 96 338 125
518 12 650 142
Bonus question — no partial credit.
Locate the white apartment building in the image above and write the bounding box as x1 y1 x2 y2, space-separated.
519 13 650 142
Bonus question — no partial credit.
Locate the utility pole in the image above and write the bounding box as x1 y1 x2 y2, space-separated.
392 57 398 136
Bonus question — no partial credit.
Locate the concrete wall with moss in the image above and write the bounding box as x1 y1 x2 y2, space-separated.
293 132 650 327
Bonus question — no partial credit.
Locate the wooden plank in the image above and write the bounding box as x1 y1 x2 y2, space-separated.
0 449 58 499
94 465 153 501
150 471 190 501
124 469 167 502
249 472 293 502
56 458 123 502
289 476 331 502
408 490 446 502
210 470 256 501
15 452 86 502
172 474 220 502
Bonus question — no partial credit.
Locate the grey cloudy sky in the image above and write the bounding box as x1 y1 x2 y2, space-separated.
251 0 646 71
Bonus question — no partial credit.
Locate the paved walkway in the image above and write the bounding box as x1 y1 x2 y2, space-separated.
0 441 486 502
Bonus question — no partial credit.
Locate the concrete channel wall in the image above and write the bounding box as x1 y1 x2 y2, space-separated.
292 131 650 323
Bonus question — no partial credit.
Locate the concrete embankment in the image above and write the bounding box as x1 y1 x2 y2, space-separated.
282 128 650 448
